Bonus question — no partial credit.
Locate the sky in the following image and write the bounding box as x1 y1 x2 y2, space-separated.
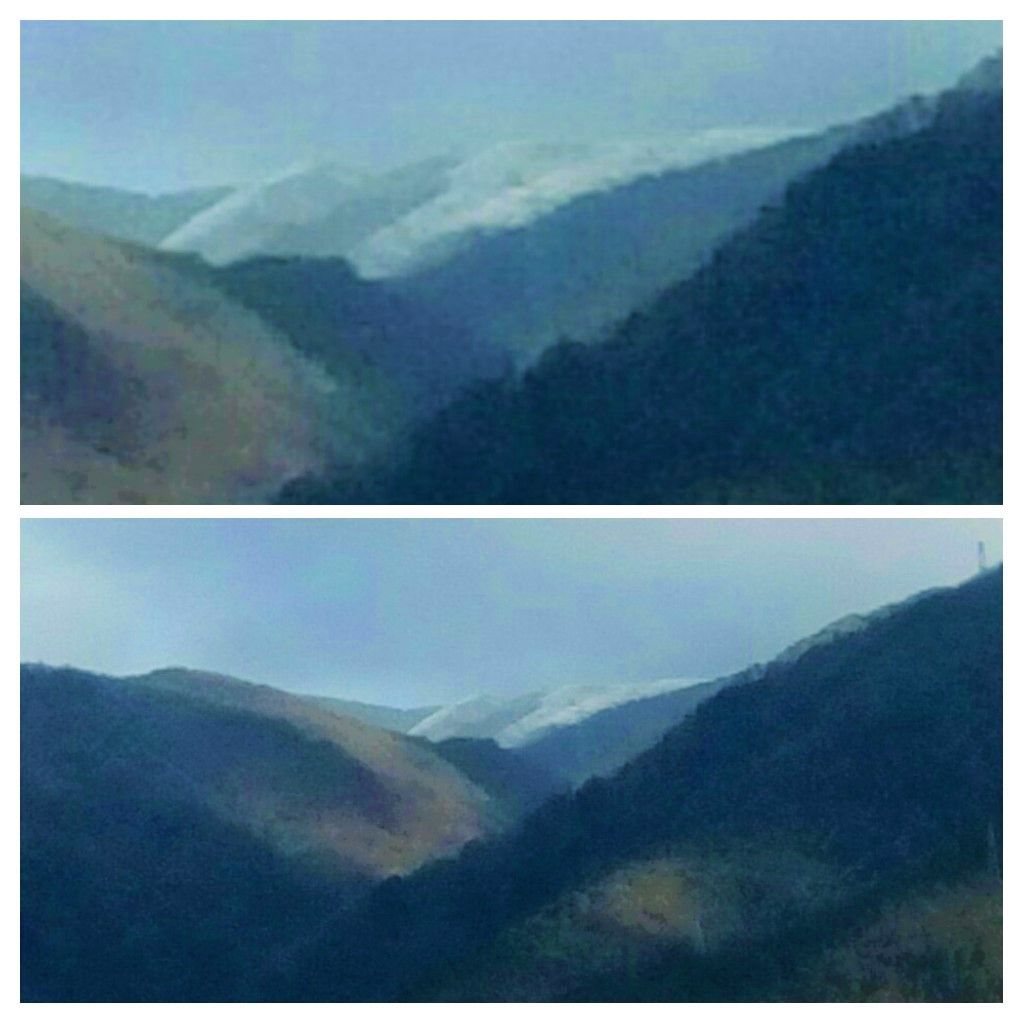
21 519 1002 707
21 20 1002 193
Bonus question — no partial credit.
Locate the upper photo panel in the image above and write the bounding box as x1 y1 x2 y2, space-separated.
21 21 1002 505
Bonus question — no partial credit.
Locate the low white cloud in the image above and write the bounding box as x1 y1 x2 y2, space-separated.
351 131 797 277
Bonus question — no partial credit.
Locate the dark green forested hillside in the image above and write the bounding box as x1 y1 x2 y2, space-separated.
421 737 567 819
20 666 556 1000
287 83 1001 505
206 255 509 417
21 666 355 1000
517 675 739 787
274 568 1001 1000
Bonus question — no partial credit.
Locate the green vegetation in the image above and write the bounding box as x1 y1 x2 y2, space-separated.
21 570 1003 1000
288 84 1001 505
274 569 1001 1001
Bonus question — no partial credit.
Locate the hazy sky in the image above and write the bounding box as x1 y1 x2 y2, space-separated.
21 519 1001 707
21 21 1001 192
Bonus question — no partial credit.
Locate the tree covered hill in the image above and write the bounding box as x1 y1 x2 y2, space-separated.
276 568 1001 1000
20 665 558 1000
293 79 1000 505
206 254 509 418
516 674 742 787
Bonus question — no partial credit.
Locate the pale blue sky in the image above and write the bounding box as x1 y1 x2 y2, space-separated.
21 519 1002 706
21 21 1002 192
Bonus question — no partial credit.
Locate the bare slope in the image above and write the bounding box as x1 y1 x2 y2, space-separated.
21 210 394 502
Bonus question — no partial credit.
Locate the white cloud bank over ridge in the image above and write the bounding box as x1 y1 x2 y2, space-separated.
351 129 800 277
161 127 801 274
409 676 706 748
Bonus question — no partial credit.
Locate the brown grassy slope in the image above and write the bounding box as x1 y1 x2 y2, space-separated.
127 668 510 878
21 209 394 503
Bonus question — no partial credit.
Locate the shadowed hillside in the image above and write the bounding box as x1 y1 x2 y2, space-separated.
275 568 1001 1001
290 70 1001 505
206 254 509 417
517 675 739 787
20 664 562 1000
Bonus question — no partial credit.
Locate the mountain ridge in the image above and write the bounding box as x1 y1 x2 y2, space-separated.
275 567 1001 1000
310 67 1000 505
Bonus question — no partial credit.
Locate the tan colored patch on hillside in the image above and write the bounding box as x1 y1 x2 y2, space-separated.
432 839 850 1000
134 670 499 878
591 859 705 947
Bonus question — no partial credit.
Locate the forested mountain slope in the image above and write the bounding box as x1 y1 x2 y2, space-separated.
294 78 1000 505
387 123 857 363
276 568 1001 1000
205 254 509 416
517 674 740 786
21 665 556 999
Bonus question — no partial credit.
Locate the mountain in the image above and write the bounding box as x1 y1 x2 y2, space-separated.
161 156 456 266
303 64 1000 505
348 134 793 279
21 175 231 246
515 586 947 788
21 664 558 1000
203 254 509 416
408 692 546 743
22 667 348 1001
277 568 1001 1001
22 666 521 879
20 210 398 503
160 135 789 276
516 674 740 787
407 677 701 747
303 696 441 733
418 737 566 820
386 126 857 364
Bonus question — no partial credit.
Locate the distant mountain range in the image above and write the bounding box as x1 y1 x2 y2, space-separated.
332 588 941 789
20 175 230 246
386 95 944 363
405 677 702 747
304 695 440 733
157 134 793 275
161 155 457 268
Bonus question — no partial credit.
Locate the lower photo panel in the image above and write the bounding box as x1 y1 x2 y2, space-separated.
20 517 1003 1002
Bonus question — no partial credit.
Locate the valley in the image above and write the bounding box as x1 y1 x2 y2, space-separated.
21 566 1003 1001
21 53 1002 505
